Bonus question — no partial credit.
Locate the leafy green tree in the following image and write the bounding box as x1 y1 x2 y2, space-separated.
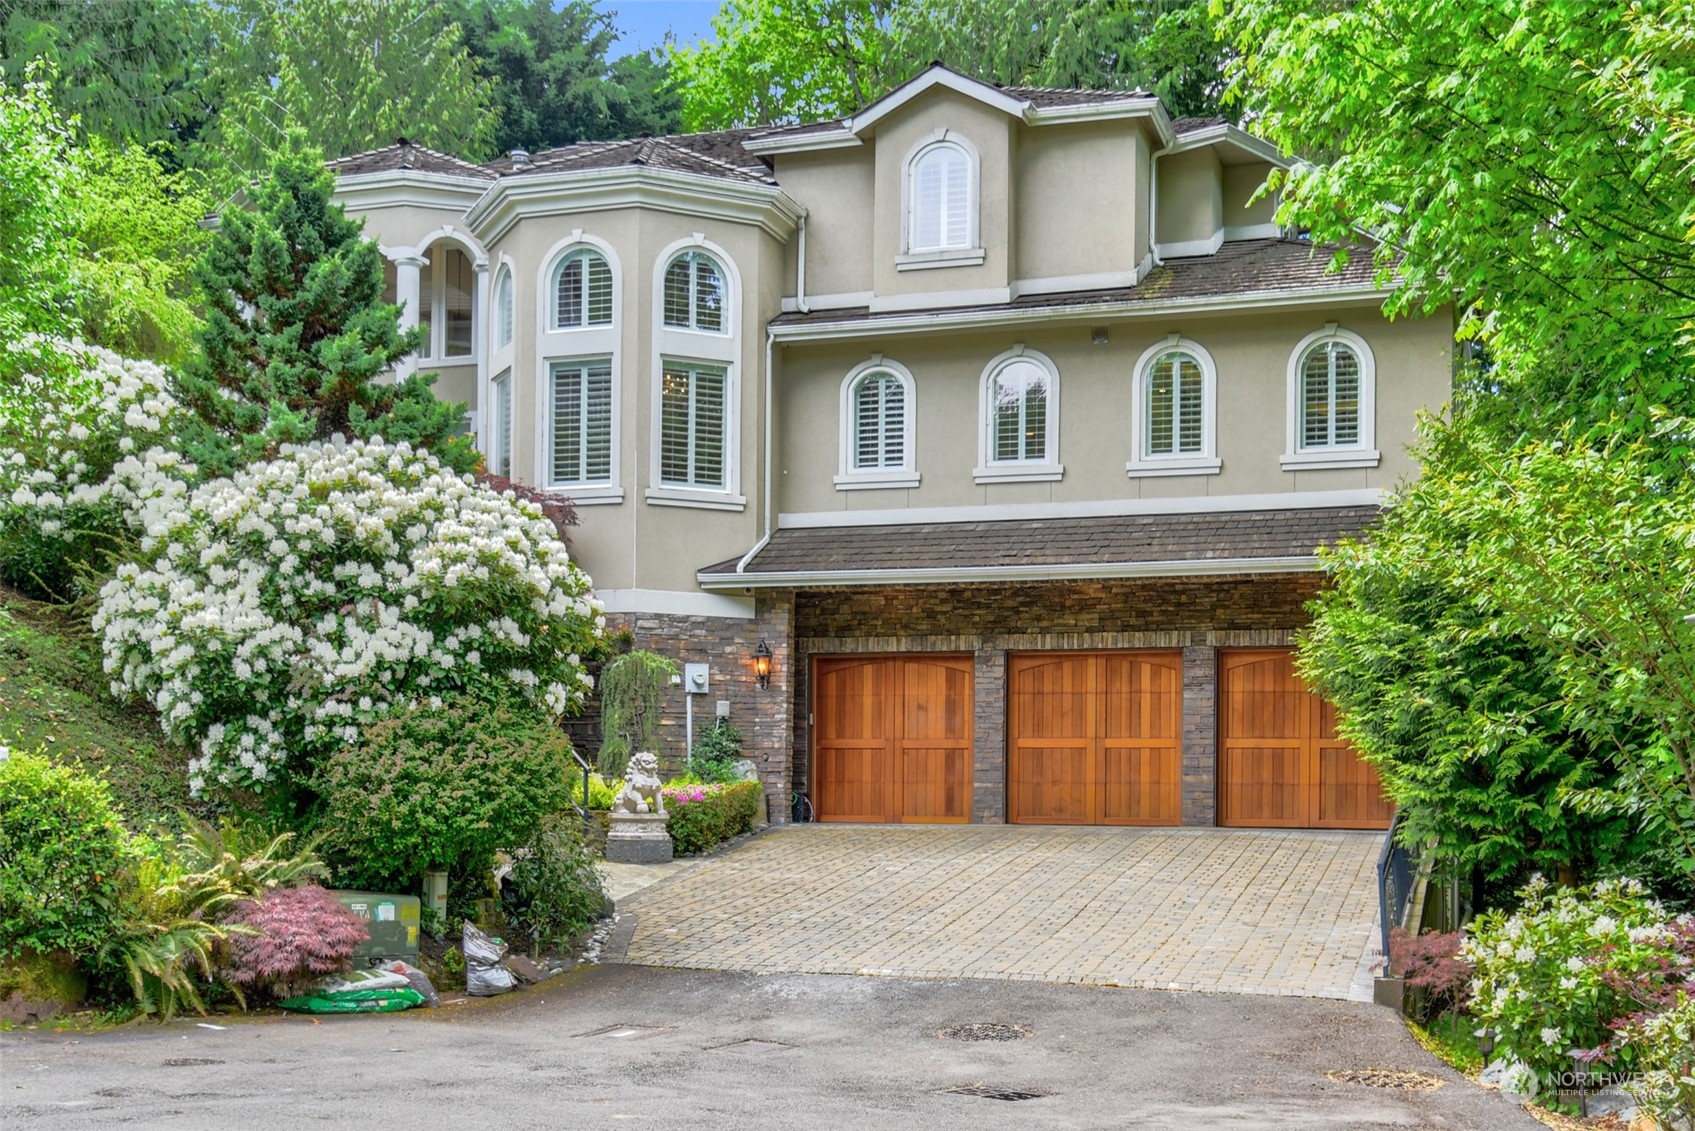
0 75 77 357
209 0 496 187
176 142 473 477
0 0 214 161
671 0 1226 131
448 0 681 153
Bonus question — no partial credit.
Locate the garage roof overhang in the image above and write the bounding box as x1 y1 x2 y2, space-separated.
698 503 1380 591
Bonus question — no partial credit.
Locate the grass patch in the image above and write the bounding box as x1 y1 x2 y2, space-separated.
0 584 205 827
1405 1012 1484 1077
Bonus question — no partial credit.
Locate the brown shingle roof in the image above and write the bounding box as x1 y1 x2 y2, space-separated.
1003 84 1154 107
772 239 1385 327
1171 114 1229 135
700 505 1378 581
327 140 495 180
483 130 775 183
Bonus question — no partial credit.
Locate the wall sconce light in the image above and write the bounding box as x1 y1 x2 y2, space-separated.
753 639 773 690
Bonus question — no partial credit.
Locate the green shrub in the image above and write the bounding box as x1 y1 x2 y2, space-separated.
312 698 575 888
690 721 746 784
661 780 763 856
565 770 620 810
0 749 130 960
1620 991 1695 1130
504 814 607 956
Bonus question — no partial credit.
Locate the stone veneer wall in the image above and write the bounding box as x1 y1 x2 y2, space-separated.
600 593 795 824
791 573 1324 825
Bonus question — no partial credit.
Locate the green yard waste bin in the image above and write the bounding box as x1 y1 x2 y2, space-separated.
330 890 421 964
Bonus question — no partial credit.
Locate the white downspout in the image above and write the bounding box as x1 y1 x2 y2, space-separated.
796 213 811 313
1148 147 1166 268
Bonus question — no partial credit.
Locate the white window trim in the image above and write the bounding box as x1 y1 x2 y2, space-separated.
493 265 514 350
975 344 1063 483
900 129 983 268
835 355 919 490
548 248 614 331
542 354 623 505
488 368 513 479
479 252 517 463
410 228 486 370
648 235 742 510
1282 323 1380 470
1127 334 1222 478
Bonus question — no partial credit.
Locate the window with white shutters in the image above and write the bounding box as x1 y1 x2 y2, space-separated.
490 370 512 479
1145 351 1206 457
659 361 727 489
909 142 971 252
554 250 613 329
851 371 906 470
1300 341 1362 449
662 251 725 332
989 360 1049 463
550 360 613 486
495 269 513 348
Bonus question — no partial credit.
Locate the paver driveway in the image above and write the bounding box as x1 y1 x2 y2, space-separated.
616 824 1385 1000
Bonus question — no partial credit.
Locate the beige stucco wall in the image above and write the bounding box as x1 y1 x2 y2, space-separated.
773 148 876 300
1222 161 1278 233
349 202 481 254
871 89 1015 297
1013 121 1143 283
1156 148 1223 249
774 304 1451 516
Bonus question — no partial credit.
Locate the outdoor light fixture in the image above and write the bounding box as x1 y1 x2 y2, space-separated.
1475 1027 1497 1060
753 639 773 689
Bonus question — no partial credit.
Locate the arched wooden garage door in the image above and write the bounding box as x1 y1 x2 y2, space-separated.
1219 648 1393 829
812 655 972 823
1008 651 1182 825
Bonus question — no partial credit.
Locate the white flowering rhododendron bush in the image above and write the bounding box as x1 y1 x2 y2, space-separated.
0 339 195 595
94 437 605 792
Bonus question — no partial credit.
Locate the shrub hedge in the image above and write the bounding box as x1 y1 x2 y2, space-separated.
663 780 762 856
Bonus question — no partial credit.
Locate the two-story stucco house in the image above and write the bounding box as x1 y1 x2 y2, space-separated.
330 65 1449 832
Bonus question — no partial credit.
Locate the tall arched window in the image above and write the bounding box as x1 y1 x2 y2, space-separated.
1283 326 1379 469
908 141 972 252
976 348 1062 483
662 250 725 332
494 268 513 348
553 249 613 329
836 359 918 489
1128 337 1220 477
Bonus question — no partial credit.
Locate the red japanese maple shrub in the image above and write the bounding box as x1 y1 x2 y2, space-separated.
224 884 368 999
1390 928 1475 1020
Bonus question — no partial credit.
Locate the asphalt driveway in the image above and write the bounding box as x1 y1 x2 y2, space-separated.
2 965 1540 1131
616 824 1385 1000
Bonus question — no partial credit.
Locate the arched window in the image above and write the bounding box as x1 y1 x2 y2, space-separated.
553 249 613 329
662 250 725 332
976 349 1061 482
1299 340 1361 449
909 142 972 252
1128 338 1220 476
1283 326 1378 469
494 268 513 349
836 359 918 489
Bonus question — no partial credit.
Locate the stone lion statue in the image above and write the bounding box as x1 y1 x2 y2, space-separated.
613 752 666 815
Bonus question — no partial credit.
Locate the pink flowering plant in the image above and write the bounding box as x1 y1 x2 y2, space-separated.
223 883 368 1000
662 780 763 855
1462 876 1693 1091
93 437 606 796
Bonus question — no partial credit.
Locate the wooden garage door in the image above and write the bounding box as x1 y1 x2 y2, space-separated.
1008 651 1182 826
1219 648 1393 829
812 655 972 823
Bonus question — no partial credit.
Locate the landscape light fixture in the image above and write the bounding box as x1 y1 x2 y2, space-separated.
753 639 773 690
1474 1027 1497 1060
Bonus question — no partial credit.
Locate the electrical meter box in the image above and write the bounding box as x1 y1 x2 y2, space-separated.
330 890 421 964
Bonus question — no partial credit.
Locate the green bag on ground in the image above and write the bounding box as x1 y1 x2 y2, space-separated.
278 968 427 1014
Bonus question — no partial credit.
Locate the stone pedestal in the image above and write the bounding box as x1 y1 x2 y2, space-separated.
604 812 673 864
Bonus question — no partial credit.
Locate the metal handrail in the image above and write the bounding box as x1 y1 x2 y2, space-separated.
1376 810 1418 964
571 750 594 817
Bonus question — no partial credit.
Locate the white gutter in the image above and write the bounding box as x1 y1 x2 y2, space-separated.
700 554 1321 590
744 326 776 567
795 213 811 313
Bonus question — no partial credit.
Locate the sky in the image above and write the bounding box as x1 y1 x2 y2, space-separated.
595 0 721 59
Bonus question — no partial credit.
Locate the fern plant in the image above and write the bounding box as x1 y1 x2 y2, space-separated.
597 649 677 778
99 849 251 1020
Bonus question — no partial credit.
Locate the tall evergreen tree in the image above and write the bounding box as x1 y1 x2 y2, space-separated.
176 141 474 478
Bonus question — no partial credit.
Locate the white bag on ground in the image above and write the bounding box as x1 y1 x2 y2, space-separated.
463 921 515 996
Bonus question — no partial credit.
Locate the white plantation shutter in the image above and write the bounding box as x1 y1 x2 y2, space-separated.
1146 351 1205 456
662 252 725 332
491 371 512 478
551 361 613 484
990 361 1048 463
495 271 513 347
660 362 727 488
852 371 905 470
556 258 583 327
911 144 970 251
554 252 613 329
1301 342 1362 448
